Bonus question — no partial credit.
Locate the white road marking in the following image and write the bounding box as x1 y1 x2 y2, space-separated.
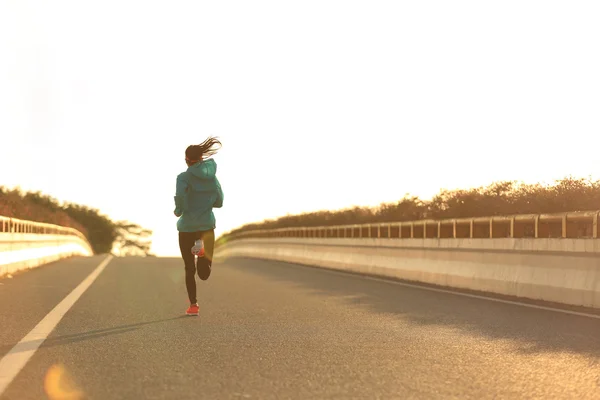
0 254 113 396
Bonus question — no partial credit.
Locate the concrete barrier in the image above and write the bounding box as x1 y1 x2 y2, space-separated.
0 217 93 278
215 237 600 309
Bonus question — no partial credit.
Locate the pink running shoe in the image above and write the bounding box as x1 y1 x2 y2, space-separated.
186 303 199 316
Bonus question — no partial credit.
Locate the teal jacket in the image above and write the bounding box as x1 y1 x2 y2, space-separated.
174 159 224 232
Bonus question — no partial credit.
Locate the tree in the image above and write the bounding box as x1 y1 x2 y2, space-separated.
0 186 153 255
218 175 600 241
113 221 153 256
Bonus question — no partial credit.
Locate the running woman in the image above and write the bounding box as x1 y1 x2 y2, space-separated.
174 137 224 316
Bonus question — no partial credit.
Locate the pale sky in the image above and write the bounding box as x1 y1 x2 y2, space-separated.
1 1 599 256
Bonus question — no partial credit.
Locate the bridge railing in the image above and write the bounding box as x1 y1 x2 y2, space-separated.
0 215 89 243
0 215 93 276
217 210 600 309
224 210 600 242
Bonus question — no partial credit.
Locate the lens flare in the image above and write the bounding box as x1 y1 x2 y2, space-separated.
44 363 84 400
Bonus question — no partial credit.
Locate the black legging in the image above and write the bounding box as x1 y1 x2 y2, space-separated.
178 230 215 304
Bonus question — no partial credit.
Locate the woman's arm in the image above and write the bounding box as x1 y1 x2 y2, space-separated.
213 177 224 208
174 173 188 216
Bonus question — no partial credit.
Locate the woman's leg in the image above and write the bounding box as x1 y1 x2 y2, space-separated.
197 229 215 281
178 231 198 303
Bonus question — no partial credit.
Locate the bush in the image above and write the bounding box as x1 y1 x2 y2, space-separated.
0 187 151 255
221 176 600 239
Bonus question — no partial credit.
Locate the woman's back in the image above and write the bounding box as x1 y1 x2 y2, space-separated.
175 158 224 233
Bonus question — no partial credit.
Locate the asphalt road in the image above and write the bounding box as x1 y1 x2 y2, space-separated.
1 255 600 399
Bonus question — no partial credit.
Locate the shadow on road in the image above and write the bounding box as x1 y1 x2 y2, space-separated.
1 316 189 354
223 257 600 360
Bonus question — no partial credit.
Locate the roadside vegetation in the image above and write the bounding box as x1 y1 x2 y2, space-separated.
0 187 152 256
218 176 600 243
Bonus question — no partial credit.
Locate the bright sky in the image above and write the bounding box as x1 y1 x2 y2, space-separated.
1 1 599 256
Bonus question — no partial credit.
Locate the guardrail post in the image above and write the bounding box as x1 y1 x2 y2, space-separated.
437 221 441 238
388 224 392 238
423 221 427 238
452 220 457 238
377 224 381 238
368 224 372 238
470 219 474 238
562 214 567 238
534 215 539 238
594 212 598 238
489 218 493 239
510 217 515 238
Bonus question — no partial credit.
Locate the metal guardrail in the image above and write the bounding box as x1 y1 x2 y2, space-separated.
224 210 600 241
0 215 89 243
